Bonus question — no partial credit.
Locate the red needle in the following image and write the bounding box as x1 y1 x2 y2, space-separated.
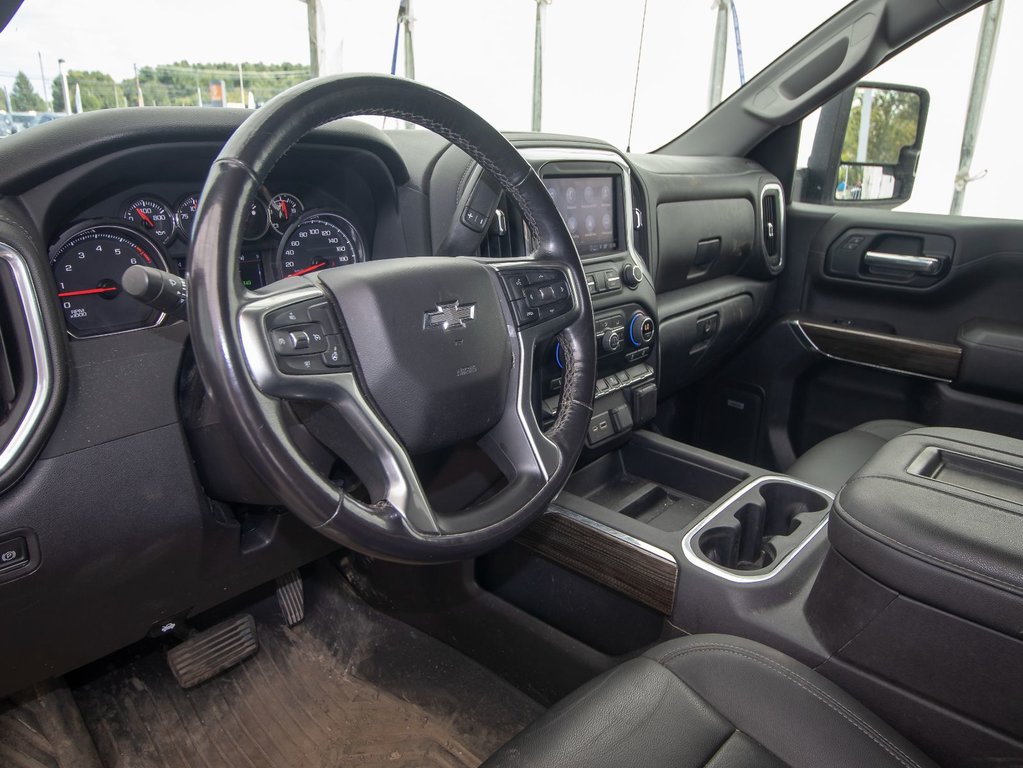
291 262 326 277
280 200 289 219
136 208 155 228
59 286 118 298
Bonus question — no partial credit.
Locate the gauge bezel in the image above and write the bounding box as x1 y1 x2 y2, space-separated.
272 210 367 282
173 192 201 244
244 199 270 241
268 192 305 235
49 220 170 339
122 195 176 246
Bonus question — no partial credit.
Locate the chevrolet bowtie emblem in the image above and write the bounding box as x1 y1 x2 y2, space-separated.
424 301 476 331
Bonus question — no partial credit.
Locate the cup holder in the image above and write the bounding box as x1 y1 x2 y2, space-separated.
687 478 832 577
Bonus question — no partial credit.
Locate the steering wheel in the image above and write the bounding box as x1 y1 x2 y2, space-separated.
188 75 595 562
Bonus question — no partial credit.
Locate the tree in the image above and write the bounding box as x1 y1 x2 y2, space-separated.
53 70 124 112
10 71 46 112
841 88 921 166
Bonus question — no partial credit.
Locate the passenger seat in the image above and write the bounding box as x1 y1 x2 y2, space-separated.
787 420 921 493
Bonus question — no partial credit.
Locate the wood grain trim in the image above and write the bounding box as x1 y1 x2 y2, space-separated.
796 320 961 381
516 508 678 614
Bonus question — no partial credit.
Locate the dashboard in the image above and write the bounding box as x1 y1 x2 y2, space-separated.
0 108 781 699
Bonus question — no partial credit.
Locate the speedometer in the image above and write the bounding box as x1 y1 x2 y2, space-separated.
50 223 169 338
273 213 365 280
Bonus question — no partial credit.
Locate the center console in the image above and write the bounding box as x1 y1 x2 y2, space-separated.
522 150 659 448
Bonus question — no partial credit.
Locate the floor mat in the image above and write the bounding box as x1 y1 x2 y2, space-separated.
3 561 543 768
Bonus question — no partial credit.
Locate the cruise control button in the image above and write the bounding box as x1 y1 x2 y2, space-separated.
271 323 328 355
267 304 311 329
277 354 330 375
511 299 540 326
288 330 311 350
551 281 569 300
309 301 341 334
322 335 350 368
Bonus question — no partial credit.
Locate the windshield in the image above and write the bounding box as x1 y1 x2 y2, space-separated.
1 0 848 150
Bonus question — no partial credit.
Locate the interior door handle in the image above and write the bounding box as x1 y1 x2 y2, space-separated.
863 251 943 276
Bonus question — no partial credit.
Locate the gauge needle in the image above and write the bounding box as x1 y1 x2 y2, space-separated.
135 208 155 228
59 286 119 298
280 200 289 219
291 262 326 276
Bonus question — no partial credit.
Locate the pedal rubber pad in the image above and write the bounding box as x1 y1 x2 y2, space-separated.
167 614 258 689
276 570 305 627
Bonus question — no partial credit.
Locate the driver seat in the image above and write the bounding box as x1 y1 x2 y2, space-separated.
483 634 935 768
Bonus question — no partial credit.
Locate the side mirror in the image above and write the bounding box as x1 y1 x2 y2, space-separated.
801 82 929 207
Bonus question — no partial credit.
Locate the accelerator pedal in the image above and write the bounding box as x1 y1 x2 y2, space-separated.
276 569 305 627
167 614 259 689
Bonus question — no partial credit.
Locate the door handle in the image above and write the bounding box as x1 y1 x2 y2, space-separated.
863 251 943 276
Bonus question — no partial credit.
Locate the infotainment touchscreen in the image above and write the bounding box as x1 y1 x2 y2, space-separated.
544 176 617 255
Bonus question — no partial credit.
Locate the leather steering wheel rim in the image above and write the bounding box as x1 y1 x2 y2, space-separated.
188 74 595 562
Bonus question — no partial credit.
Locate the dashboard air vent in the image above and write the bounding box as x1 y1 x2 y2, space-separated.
0 272 19 427
759 184 785 274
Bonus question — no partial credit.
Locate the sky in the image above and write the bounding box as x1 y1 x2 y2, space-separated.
1 0 1021 218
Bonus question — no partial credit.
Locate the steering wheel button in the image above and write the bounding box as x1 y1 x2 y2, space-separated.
511 299 540 326
322 336 350 368
289 330 311 350
267 304 311 329
524 286 545 307
538 300 570 320
551 282 569 300
276 354 330 375
308 302 341 334
501 273 529 300
526 269 560 284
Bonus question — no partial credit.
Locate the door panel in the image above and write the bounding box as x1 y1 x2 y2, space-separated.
694 202 1023 470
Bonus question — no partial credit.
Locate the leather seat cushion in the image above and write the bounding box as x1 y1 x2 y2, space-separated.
788 420 922 492
483 634 936 768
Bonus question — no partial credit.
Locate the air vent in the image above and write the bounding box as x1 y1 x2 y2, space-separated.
477 195 524 259
759 183 785 274
0 244 52 490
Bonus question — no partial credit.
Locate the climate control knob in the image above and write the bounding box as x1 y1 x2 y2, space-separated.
622 263 644 288
602 330 623 354
629 311 655 347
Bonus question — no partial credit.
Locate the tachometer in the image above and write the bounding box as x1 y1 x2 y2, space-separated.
273 213 365 280
123 196 174 245
51 223 169 338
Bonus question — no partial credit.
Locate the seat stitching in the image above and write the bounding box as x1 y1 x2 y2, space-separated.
651 644 922 768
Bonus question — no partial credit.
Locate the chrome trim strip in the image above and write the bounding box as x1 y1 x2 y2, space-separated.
0 243 54 477
791 319 955 383
548 503 677 566
680 475 834 584
863 251 941 276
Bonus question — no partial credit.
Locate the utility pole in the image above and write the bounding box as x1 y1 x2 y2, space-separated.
532 0 551 132
57 58 71 115
302 0 323 78
708 0 728 110
951 0 1003 215
2 86 12 114
37 51 52 111
855 87 874 163
400 0 415 81
133 63 144 107
238 63 245 106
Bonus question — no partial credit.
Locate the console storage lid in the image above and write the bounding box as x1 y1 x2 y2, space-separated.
831 427 1023 636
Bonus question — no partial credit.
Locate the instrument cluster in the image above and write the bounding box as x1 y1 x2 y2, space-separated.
49 188 369 338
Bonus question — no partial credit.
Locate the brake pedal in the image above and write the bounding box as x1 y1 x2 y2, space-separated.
276 570 305 627
167 614 259 689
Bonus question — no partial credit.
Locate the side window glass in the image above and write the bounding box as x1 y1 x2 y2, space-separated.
795 2 1020 219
